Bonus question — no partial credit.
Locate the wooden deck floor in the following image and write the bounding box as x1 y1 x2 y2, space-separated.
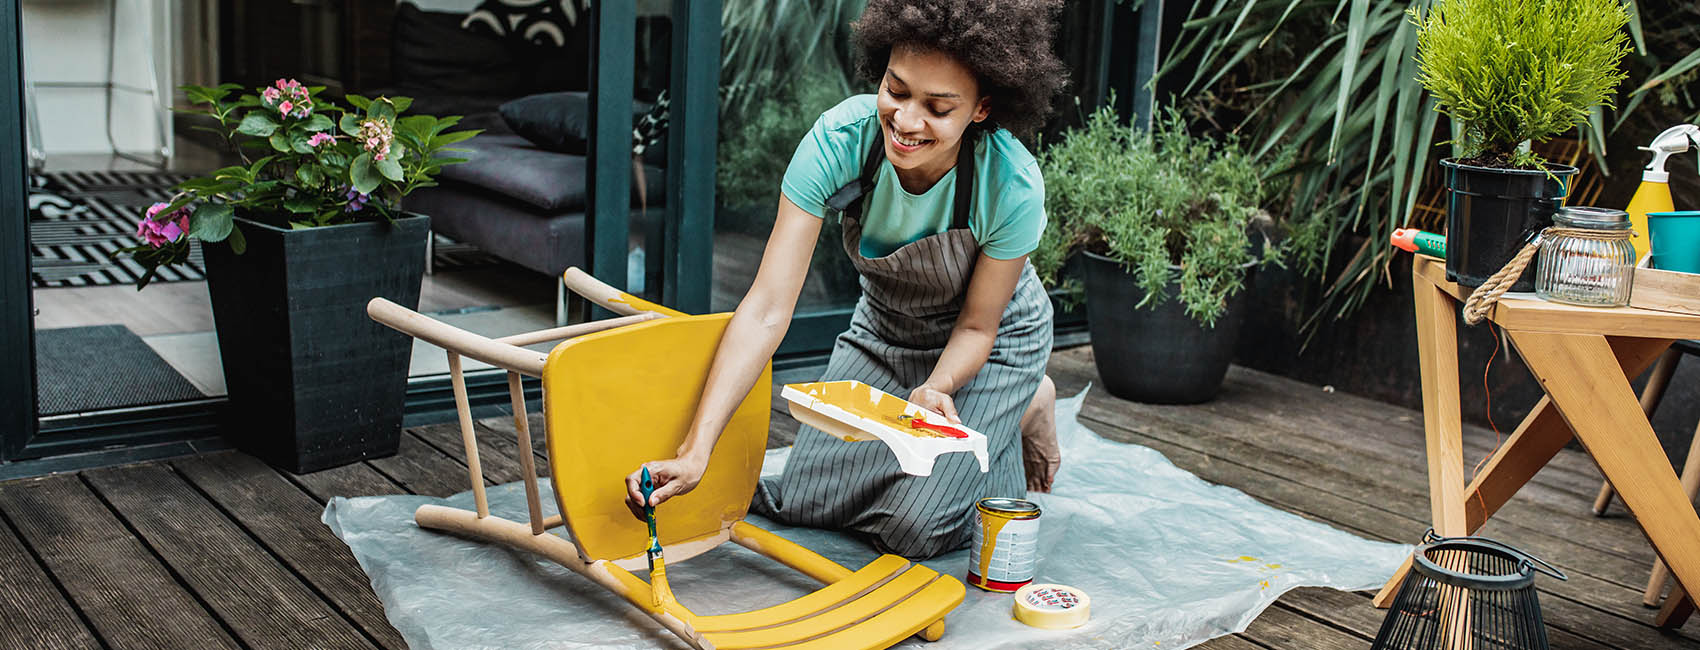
2 345 1696 649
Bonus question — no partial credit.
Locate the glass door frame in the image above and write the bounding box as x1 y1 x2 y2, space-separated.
2 0 36 461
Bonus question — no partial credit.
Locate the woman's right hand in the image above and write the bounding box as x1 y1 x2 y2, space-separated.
624 457 708 520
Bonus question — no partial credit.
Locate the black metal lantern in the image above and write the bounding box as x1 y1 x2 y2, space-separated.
1372 532 1567 650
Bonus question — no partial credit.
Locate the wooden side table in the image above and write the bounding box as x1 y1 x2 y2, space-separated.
1374 255 1700 628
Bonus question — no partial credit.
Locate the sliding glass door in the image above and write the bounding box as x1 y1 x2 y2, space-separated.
2 0 35 460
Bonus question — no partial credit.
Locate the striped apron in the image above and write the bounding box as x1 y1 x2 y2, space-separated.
752 134 1054 559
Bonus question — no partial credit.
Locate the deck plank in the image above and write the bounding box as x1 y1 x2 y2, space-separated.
1239 603 1366 650
0 511 100 650
0 474 240 649
366 428 485 497
173 451 407 650
409 420 537 487
1196 634 1268 649
291 457 410 503
82 462 379 650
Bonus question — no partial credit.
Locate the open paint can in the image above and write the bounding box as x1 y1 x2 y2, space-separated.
967 497 1041 592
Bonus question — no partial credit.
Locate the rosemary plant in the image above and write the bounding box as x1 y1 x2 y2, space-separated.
1035 104 1278 327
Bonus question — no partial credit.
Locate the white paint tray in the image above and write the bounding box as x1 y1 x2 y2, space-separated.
780 379 989 476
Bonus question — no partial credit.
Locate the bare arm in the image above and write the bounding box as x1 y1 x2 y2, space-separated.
626 195 823 512
907 254 1026 423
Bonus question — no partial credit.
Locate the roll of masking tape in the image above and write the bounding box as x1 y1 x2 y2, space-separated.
1012 583 1090 629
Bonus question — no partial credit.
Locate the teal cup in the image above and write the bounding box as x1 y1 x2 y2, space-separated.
1647 211 1700 273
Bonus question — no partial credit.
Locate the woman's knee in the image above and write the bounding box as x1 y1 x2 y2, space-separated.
874 519 971 560
1022 375 1056 429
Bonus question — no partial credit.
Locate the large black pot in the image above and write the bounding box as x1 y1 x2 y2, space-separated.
1081 251 1251 404
1441 159 1576 291
203 213 429 473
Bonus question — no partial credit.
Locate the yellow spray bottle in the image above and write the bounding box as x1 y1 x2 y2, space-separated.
1626 125 1699 260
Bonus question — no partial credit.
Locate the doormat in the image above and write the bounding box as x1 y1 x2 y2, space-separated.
29 171 501 288
325 388 1413 650
34 324 206 416
29 171 202 287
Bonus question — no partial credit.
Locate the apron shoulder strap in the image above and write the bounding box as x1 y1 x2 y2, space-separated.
823 129 979 230
951 132 978 231
823 134 889 221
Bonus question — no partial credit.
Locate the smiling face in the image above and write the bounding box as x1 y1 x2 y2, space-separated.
877 45 991 190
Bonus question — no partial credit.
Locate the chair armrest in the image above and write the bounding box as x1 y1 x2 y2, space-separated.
562 267 688 317
367 298 547 377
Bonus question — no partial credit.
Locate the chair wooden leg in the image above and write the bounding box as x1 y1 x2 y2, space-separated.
448 352 489 518
1643 416 1700 606
1596 348 1683 516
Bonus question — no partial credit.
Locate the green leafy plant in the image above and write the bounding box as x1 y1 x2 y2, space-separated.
1035 103 1278 326
117 79 479 288
1409 0 1631 168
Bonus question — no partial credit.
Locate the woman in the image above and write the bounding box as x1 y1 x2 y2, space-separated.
626 0 1067 559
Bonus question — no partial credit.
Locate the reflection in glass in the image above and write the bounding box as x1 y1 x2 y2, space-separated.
713 0 867 313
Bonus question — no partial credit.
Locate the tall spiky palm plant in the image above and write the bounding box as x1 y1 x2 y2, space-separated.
1160 0 1697 327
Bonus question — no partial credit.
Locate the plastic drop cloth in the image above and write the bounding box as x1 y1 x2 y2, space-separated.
325 388 1412 649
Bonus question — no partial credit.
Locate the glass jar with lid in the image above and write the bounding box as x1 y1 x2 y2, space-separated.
1535 206 1637 307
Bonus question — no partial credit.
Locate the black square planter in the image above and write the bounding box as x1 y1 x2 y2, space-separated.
203 213 429 473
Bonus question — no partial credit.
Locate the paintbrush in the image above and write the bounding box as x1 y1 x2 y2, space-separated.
639 467 672 608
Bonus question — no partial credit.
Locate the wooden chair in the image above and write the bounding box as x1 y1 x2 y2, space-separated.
366 268 965 650
1592 339 1700 608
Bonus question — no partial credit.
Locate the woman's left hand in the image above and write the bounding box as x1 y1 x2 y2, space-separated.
908 384 961 424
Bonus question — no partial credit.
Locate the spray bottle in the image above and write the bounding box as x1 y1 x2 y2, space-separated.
1626 124 1700 260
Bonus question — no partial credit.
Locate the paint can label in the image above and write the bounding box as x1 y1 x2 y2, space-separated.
967 497 1040 592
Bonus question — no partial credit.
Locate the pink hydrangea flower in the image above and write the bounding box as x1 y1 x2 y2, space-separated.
357 118 394 162
307 132 336 148
137 202 190 248
264 79 312 118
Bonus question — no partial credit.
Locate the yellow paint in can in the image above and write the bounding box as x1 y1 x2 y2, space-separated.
967 497 1041 592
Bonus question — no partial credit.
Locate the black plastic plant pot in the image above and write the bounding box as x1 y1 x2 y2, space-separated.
203 213 429 473
1442 159 1577 291
1081 251 1251 404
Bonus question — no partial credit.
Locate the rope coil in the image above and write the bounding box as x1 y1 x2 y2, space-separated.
1460 227 1632 325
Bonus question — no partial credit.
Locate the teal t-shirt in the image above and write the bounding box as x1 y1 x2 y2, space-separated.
780 95 1046 260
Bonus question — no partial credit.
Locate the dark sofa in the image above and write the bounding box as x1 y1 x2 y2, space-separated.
384 2 670 291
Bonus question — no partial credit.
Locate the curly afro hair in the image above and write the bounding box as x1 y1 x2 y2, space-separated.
852 0 1068 140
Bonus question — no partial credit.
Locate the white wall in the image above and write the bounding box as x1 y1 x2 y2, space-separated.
22 0 172 157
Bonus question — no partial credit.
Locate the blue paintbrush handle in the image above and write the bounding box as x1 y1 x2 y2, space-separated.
640 467 660 570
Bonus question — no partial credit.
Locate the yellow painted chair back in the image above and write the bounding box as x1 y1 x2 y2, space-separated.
542 312 771 564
